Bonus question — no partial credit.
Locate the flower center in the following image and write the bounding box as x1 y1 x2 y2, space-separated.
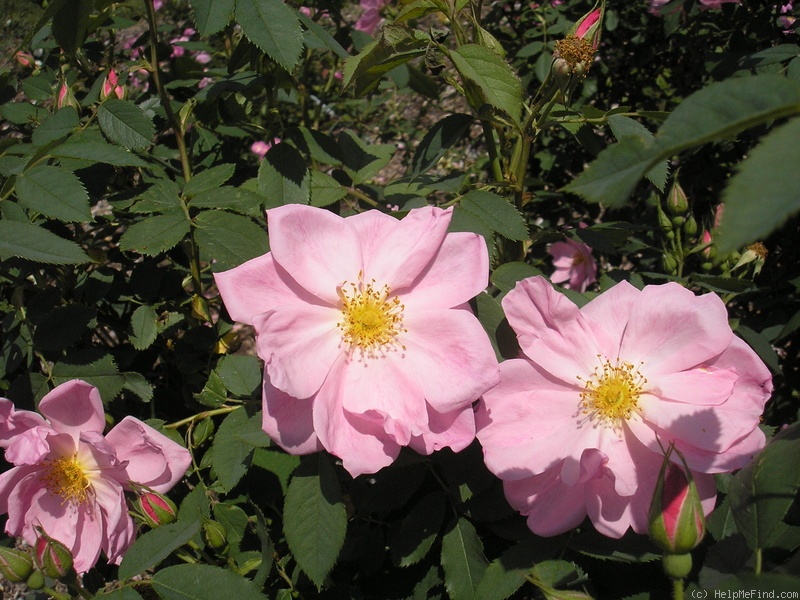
572 251 588 266
554 36 595 75
578 356 646 426
41 454 91 505
337 275 406 359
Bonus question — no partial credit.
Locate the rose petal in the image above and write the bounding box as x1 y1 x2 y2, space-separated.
39 380 106 441
409 404 476 455
262 377 322 455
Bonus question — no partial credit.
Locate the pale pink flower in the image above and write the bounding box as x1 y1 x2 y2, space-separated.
698 0 740 7
0 381 191 573
214 205 500 477
548 236 597 293
250 138 280 160
355 0 389 35
476 276 771 538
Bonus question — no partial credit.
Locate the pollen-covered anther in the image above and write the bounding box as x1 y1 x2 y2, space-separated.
578 355 647 426
554 36 595 75
336 276 406 360
41 454 92 505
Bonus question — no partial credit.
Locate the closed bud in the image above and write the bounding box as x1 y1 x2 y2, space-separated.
683 214 698 237
657 203 673 233
670 215 685 228
135 491 178 528
666 181 689 216
648 448 706 558
34 530 74 579
202 519 228 553
14 51 35 69
0 546 34 583
701 230 716 260
571 1 605 49
101 68 126 101
661 254 678 274
26 569 45 590
56 83 80 111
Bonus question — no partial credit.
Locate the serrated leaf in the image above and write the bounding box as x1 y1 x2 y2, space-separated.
441 517 489 600
214 503 249 555
391 492 445 567
194 370 228 408
122 372 154 402
607 114 668 191
342 26 429 96
184 164 236 197
236 0 303 72
450 44 523 124
98 100 155 150
412 113 474 178
491 261 543 294
0 220 89 264
296 10 348 59
460 190 528 240
118 519 202 580
130 305 159 350
475 538 553 600
120 213 190 256
286 127 343 165
338 131 395 184
216 355 261 397
310 171 346 207
51 142 148 167
52 354 125 401
152 564 267 600
190 186 264 216
717 118 800 253
32 107 79 147
252 448 300 494
234 413 272 448
284 454 347 588
1 102 48 125
210 408 253 492
190 0 234 35
729 422 800 551
34 303 95 352
52 0 93 54
16 165 91 222
194 210 269 269
257 142 310 206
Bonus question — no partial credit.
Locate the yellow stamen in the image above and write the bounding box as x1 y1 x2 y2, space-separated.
41 454 92 505
336 273 406 360
554 36 595 75
578 355 647 427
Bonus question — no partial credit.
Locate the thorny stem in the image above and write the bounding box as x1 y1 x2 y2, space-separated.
672 577 684 600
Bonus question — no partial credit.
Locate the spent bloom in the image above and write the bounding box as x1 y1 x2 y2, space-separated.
476 276 771 538
215 204 500 477
548 233 597 293
0 380 191 573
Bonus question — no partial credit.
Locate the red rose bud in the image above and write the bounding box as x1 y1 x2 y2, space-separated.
553 1 605 77
14 51 35 69
573 2 605 48
136 491 178 528
648 449 706 557
34 531 74 579
0 546 34 583
101 69 126 100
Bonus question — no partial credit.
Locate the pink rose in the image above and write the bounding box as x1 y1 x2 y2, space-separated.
548 236 597 293
214 205 500 477
0 381 191 573
476 276 771 538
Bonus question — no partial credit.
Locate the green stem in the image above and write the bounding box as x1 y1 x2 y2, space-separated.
755 548 763 575
672 577 684 600
164 405 241 429
43 587 72 600
346 186 381 208
480 119 505 184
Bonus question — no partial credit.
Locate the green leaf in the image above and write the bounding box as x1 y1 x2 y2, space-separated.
338 131 395 184
0 220 89 264
130 305 159 350
32 107 79 147
460 190 528 240
52 0 93 54
216 355 261 397
1 102 48 125
717 118 800 253
22 76 54 101
51 142 148 167
120 213 191 256
52 354 125 401
257 142 310 206
194 210 269 269
34 304 95 352
190 186 264 216
190 0 234 35
475 538 553 600
607 114 668 191
98 100 155 150
235 0 303 72
411 113 474 178
194 371 228 408
252 448 300 494
735 325 780 373
184 164 236 197
296 10 348 59
118 519 202 580
96 589 144 600
491 261 543 294
210 408 253 492
310 171 346 207
284 454 347 588
729 423 800 551
450 44 523 124
286 127 343 165
342 26 429 96
441 517 489 600
122 372 154 403
234 413 272 448
16 165 91 222
152 564 267 600
391 491 445 567
214 503 249 555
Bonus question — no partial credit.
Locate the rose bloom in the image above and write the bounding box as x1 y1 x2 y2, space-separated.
476 276 771 537
215 204 500 477
0 380 191 573
548 237 597 293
